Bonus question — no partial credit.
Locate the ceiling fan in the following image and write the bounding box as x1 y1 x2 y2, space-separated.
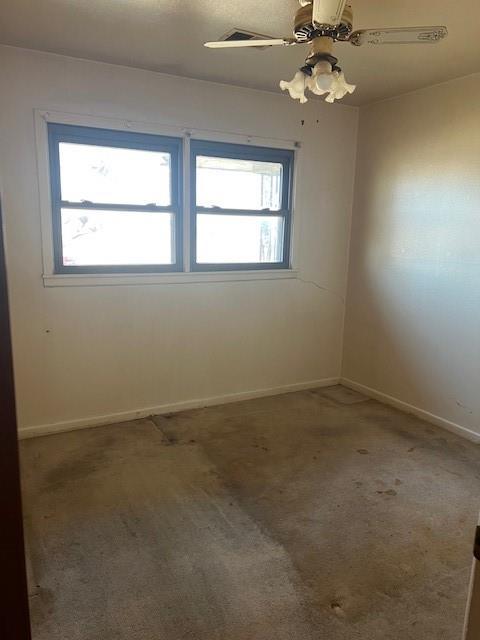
204 0 448 103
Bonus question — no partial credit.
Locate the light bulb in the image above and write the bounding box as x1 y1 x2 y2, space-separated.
316 73 334 92
308 60 334 95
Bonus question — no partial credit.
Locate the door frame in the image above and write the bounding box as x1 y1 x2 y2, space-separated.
0 199 32 639
464 525 480 639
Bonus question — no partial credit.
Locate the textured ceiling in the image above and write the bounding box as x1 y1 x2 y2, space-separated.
0 0 479 105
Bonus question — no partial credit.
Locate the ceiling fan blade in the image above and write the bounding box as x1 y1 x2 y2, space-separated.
312 0 348 27
204 38 296 49
350 26 448 46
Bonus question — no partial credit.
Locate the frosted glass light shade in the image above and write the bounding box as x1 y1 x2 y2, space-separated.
279 70 308 103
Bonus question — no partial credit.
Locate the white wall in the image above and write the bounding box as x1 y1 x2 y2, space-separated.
343 73 480 439
0 45 358 435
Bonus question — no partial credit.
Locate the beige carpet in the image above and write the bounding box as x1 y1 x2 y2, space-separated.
21 387 480 639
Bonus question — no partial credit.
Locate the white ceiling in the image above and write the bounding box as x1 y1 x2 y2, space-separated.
0 0 479 106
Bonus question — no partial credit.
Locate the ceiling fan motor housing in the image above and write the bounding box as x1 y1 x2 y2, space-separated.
294 2 353 42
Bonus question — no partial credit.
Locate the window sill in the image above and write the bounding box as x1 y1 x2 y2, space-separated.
42 269 299 288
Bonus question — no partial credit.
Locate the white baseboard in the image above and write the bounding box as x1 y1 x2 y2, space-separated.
18 377 340 440
341 378 480 444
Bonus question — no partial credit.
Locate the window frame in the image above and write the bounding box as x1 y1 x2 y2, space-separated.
47 123 184 274
189 139 294 272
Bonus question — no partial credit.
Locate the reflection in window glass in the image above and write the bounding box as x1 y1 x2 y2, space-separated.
61 209 174 266
196 214 284 264
59 143 171 206
196 156 283 211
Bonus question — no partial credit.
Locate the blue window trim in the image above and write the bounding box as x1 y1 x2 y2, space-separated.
47 123 184 274
190 139 294 272
47 125 295 275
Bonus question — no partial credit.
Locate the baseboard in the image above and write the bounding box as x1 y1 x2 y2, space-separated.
341 378 480 444
18 377 340 440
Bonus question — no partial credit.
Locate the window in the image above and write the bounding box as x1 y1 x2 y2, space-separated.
47 123 294 277
48 124 183 273
191 141 294 271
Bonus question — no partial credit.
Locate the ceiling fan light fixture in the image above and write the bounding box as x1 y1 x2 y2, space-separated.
206 1 448 106
281 59 356 104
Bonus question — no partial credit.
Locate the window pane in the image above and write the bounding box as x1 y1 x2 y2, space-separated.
61 209 174 266
196 156 283 211
59 143 171 206
196 214 284 264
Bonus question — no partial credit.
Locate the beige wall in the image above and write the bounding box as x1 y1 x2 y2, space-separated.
343 73 480 439
0 46 358 434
